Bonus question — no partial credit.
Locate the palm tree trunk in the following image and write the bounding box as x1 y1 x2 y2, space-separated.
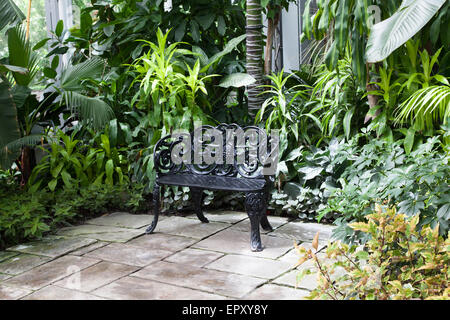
246 0 265 112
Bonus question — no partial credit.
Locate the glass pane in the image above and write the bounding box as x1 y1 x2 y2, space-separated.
0 0 48 58
72 0 91 27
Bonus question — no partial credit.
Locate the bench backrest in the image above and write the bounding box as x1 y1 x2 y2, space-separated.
153 123 278 179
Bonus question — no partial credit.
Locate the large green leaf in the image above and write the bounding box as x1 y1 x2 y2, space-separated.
302 0 313 39
60 58 105 91
298 166 324 181
0 76 20 169
58 58 115 129
0 0 25 31
366 0 446 63
200 34 246 73
218 73 256 88
64 91 115 130
7 25 39 86
394 85 450 131
334 0 349 54
352 27 367 86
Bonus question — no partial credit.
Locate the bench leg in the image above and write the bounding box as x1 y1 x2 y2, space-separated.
260 188 273 231
191 187 209 223
245 191 265 252
146 183 160 234
260 214 273 232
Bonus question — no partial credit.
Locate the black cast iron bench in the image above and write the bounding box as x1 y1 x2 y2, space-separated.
145 123 277 252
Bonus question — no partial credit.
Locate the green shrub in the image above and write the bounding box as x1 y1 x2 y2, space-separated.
321 133 450 244
0 180 149 249
269 138 345 222
296 205 449 300
28 130 129 192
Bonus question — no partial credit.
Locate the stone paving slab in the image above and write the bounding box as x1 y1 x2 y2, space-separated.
86 212 163 229
58 224 145 243
198 211 248 224
85 243 172 267
230 216 289 234
0 284 32 300
193 229 295 259
0 251 19 263
277 249 300 266
3 255 100 291
0 273 11 281
132 261 266 299
151 216 231 239
272 269 317 291
0 210 333 299
243 284 310 300
205 254 293 279
0 254 52 276
127 233 198 252
92 276 226 300
164 248 224 268
271 221 335 242
54 261 139 292
23 285 105 300
6 237 97 258
278 248 328 270
70 241 109 256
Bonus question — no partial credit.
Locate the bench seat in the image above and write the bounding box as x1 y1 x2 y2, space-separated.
157 173 266 192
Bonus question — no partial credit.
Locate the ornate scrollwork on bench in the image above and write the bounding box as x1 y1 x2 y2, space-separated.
153 123 277 179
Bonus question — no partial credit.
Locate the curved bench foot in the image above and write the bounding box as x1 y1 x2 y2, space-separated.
191 187 209 223
260 214 273 232
146 184 160 234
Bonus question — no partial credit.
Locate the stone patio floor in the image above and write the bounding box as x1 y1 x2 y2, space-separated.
0 211 335 300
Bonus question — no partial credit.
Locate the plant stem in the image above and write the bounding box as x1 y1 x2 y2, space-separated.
26 0 32 40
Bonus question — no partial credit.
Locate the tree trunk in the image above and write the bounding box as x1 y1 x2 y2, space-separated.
264 9 281 76
246 0 265 112
20 146 33 186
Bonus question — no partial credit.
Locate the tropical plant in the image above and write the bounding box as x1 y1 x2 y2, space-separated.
366 0 448 63
0 179 144 248
0 0 25 31
0 70 22 168
321 132 450 244
308 55 368 143
28 130 129 192
269 138 345 222
302 0 371 85
57 58 116 129
364 67 400 140
129 28 215 135
301 0 450 132
67 0 249 119
256 71 313 154
0 25 48 184
123 29 222 191
0 20 116 187
395 85 450 134
393 48 450 132
296 205 450 300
